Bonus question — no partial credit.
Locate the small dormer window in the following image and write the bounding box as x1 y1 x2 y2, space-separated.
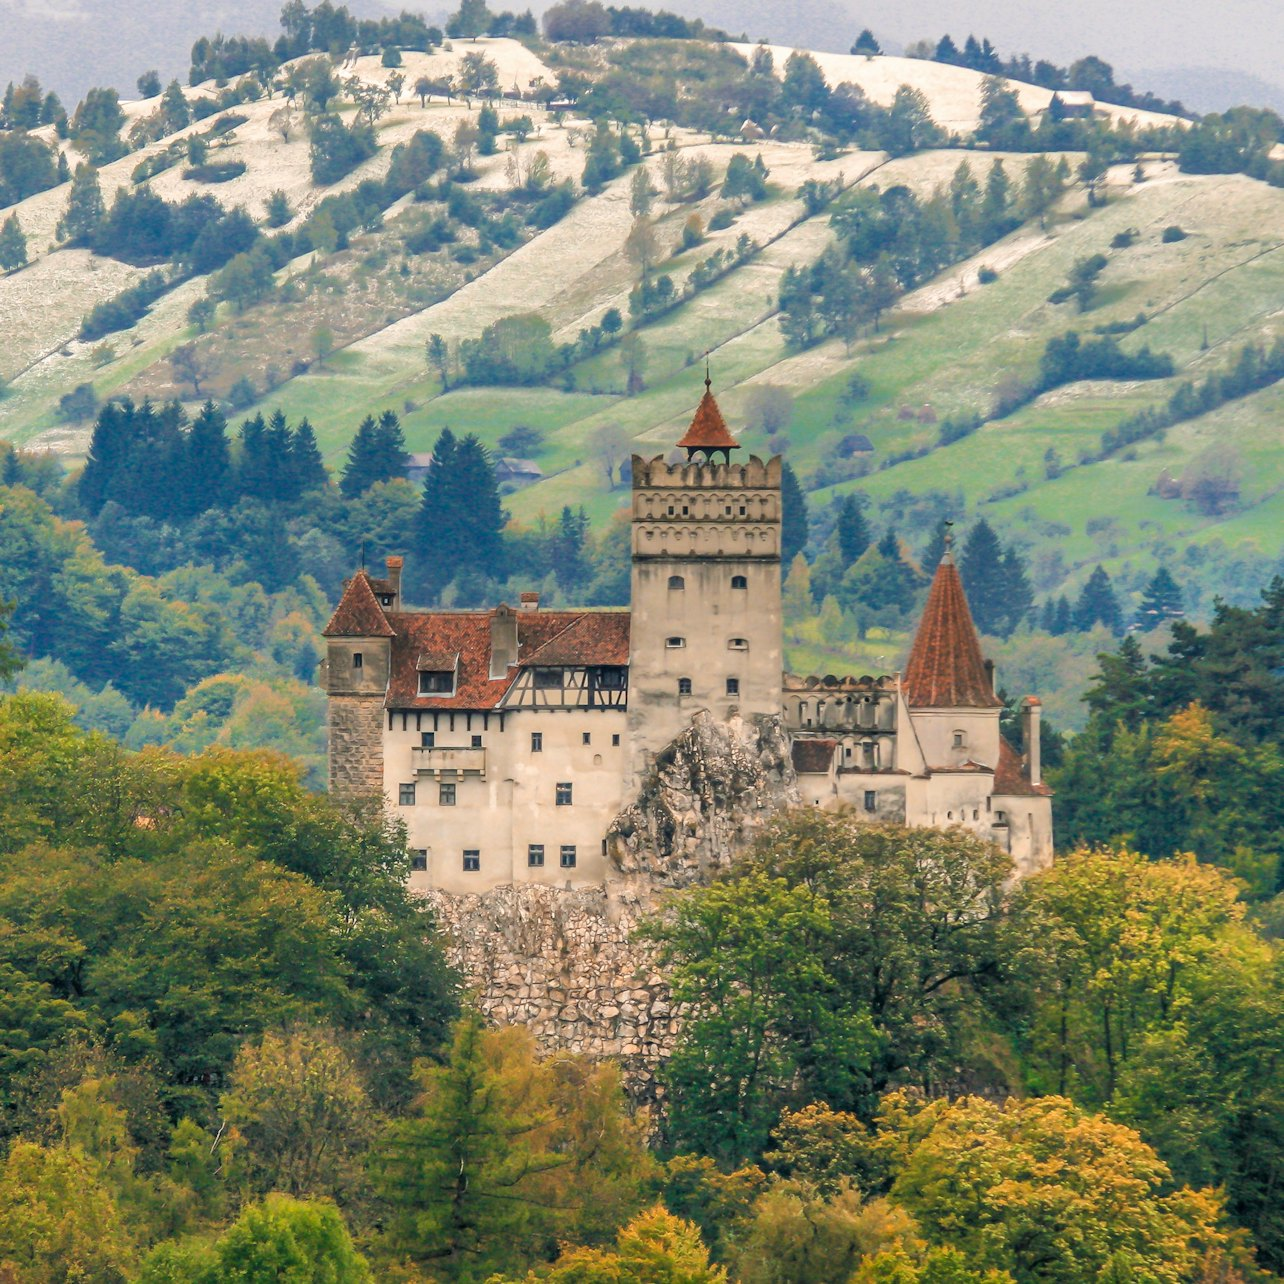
731 575 747 590
353 653 364 669
668 575 685 590
419 670 454 694
379 595 393 606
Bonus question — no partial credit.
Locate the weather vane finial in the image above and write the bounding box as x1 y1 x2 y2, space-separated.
943 520 954 552
704 351 711 391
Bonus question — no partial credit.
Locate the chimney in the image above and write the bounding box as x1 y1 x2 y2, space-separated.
385 556 403 610
490 604 518 678
984 658 996 694
519 591 540 613
1021 696 1042 786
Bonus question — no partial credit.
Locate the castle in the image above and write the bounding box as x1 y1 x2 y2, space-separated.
321 382 1053 892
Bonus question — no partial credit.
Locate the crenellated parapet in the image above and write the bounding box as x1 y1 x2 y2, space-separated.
631 454 781 489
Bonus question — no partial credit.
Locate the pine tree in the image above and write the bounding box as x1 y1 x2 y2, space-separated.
183 401 231 515
2 448 23 487
835 494 871 565
415 427 461 600
291 419 329 494
780 461 808 567
959 518 1006 636
876 527 917 612
997 545 1034 637
1053 595 1073 635
78 398 132 514
551 506 589 594
1136 567 1183 630
340 415 380 499
57 163 104 245
851 28 881 55
238 413 274 501
0 214 27 272
1074 565 1123 633
373 410 409 481
452 433 504 577
263 410 297 500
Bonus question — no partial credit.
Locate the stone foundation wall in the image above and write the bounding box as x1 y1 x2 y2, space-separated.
328 696 384 796
428 713 801 1098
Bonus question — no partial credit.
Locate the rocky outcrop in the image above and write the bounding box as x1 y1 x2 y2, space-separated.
426 882 674 1100
607 711 799 889
429 713 800 1096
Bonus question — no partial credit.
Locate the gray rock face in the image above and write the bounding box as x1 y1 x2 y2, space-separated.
428 712 800 1097
607 711 800 889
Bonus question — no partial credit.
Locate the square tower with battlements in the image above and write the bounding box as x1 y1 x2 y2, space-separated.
626 378 783 774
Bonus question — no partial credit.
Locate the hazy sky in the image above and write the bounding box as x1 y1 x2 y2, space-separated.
3 0 1282 108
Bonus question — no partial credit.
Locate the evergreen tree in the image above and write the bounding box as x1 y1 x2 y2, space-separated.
0 214 27 272
996 544 1034 637
980 159 1015 241
183 401 231 515
780 461 808 567
415 428 461 600
57 163 105 245
959 518 1006 636
1053 595 1073 635
835 494 871 565
340 416 380 499
551 506 589 594
851 28 881 55
291 419 329 495
875 527 918 613
1074 564 1123 633
452 433 504 577
373 409 409 481
111 399 185 521
263 409 298 500
238 413 273 502
78 399 131 514
1136 567 1183 630
921 519 951 573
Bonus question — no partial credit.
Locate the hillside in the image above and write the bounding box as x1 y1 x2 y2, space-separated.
1 30 1281 721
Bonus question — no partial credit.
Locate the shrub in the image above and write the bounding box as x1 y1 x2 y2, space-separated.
182 160 247 183
529 182 574 228
78 271 170 341
707 207 734 231
1111 228 1138 248
977 264 998 284
226 376 257 409
1161 224 1187 242
57 383 99 422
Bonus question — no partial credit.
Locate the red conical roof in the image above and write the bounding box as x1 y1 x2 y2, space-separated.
676 379 740 452
323 570 395 638
903 554 1002 708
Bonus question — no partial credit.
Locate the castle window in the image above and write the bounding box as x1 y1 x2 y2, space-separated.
739 505 746 515
864 791 876 812
666 636 685 648
528 844 545 867
419 670 453 694
612 733 620 746
534 667 564 689
678 678 692 696
421 731 435 747
439 782 456 806
410 849 428 871
995 810 1007 823
531 732 543 752
953 730 967 749
353 653 364 669
471 734 482 748
582 731 591 745
726 677 740 696
861 741 875 768
462 850 480 872
556 782 573 806
667 504 675 516
398 783 416 806
592 667 626 690
560 845 577 869
731 575 747 590
728 638 749 650
668 575 685 590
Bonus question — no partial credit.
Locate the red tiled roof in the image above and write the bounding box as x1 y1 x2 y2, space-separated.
994 737 1054 796
676 384 740 451
519 613 630 667
323 571 395 638
903 555 1002 708
385 609 630 709
792 738 837 773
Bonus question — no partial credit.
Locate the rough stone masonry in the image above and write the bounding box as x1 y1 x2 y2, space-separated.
427 712 801 1099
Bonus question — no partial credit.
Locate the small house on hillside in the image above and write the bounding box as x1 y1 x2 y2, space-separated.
405 453 435 485
1044 90 1096 120
495 457 544 486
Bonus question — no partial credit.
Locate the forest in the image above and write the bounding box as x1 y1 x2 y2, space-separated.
0 652 1281 1279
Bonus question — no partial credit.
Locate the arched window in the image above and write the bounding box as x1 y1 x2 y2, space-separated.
728 637 749 650
668 575 685 590
666 636 685 648
731 575 748 590
678 677 692 695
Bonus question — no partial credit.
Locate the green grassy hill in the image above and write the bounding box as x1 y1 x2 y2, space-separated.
2 37 1281 645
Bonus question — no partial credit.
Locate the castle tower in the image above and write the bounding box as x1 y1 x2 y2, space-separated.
320 568 394 797
627 379 782 771
902 540 1004 770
